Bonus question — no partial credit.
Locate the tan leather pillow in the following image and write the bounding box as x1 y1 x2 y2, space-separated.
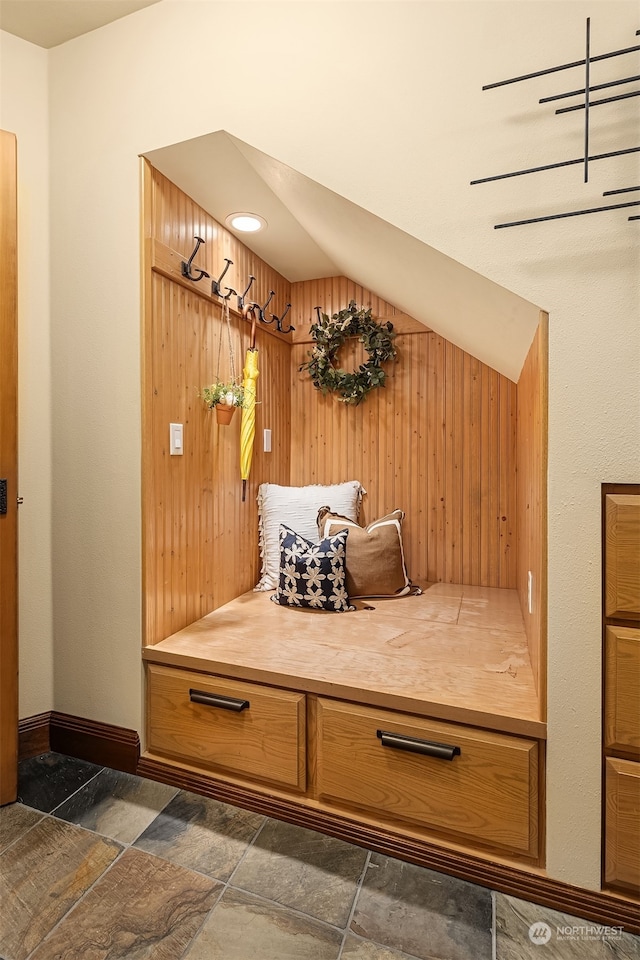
317 507 411 598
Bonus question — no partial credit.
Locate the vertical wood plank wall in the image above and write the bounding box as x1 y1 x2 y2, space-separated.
142 163 292 646
289 278 518 589
142 167 546 687
516 315 548 704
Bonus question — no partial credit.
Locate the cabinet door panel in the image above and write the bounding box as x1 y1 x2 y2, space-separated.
605 495 640 620
605 626 640 756
605 757 640 893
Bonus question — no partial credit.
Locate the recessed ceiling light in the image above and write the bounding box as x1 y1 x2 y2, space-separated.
225 213 267 233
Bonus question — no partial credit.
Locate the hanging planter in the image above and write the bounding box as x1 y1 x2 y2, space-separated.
201 381 245 425
201 299 244 426
216 403 236 425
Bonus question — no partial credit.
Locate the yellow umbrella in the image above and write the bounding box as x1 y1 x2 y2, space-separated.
240 312 259 502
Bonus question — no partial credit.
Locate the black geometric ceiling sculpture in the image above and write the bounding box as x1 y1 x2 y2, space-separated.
471 19 640 228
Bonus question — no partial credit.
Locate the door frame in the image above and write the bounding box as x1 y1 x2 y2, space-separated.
0 129 19 804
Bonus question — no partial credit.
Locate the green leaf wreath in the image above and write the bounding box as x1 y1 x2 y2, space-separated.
299 301 397 405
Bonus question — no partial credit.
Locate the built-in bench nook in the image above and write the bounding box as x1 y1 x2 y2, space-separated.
140 160 547 871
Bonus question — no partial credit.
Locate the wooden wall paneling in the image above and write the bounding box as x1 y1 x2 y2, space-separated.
142 163 292 646
462 353 480 586
289 278 518 590
141 162 155 647
500 373 518 590
515 313 548 711
447 343 463 585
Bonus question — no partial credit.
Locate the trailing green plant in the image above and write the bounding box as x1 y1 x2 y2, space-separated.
299 300 397 405
201 380 245 409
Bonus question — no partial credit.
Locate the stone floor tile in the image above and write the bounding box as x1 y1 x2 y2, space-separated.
350 853 492 960
0 816 121 960
53 767 178 842
230 817 368 926
0 802 43 854
495 893 640 959
342 934 425 959
29 847 223 960
183 887 343 960
135 789 264 880
17 752 102 813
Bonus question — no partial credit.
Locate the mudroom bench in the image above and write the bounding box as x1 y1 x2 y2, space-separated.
141 582 545 868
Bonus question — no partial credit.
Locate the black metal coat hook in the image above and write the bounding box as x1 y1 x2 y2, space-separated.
274 303 295 334
211 258 233 297
251 290 276 323
237 276 255 311
181 237 210 282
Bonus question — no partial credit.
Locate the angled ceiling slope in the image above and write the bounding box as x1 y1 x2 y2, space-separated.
144 131 541 382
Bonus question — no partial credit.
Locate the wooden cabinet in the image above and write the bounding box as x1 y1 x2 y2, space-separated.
605 758 640 891
316 698 538 857
603 487 640 897
147 664 306 791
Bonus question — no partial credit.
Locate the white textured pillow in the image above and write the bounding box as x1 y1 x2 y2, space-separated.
255 481 365 591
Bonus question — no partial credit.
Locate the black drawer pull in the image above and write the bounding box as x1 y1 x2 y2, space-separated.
377 729 461 761
190 689 250 712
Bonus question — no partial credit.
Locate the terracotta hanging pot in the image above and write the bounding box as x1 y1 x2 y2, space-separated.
215 403 236 425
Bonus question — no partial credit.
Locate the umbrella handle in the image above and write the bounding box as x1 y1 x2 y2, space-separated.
242 303 258 349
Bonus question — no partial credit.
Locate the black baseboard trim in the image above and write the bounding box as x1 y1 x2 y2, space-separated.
19 711 140 774
18 712 51 760
138 754 640 935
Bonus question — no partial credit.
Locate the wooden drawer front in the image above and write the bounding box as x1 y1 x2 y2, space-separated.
147 664 305 791
605 494 640 619
317 699 539 857
605 626 640 756
605 758 640 893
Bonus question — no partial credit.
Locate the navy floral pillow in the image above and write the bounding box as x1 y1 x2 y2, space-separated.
271 524 354 613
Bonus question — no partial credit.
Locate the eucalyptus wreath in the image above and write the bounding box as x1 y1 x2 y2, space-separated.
299 300 397 405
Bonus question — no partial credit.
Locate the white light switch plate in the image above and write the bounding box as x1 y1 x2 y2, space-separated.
263 428 272 453
170 423 183 455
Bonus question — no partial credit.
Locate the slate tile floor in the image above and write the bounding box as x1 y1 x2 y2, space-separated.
1 754 639 960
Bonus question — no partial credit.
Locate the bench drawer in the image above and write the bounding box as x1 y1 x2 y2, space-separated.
317 698 539 857
147 663 306 791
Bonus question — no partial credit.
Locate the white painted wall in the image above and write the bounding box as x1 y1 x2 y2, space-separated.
3 0 639 889
0 31 54 718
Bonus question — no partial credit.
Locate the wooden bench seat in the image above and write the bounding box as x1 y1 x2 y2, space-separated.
143 582 544 739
